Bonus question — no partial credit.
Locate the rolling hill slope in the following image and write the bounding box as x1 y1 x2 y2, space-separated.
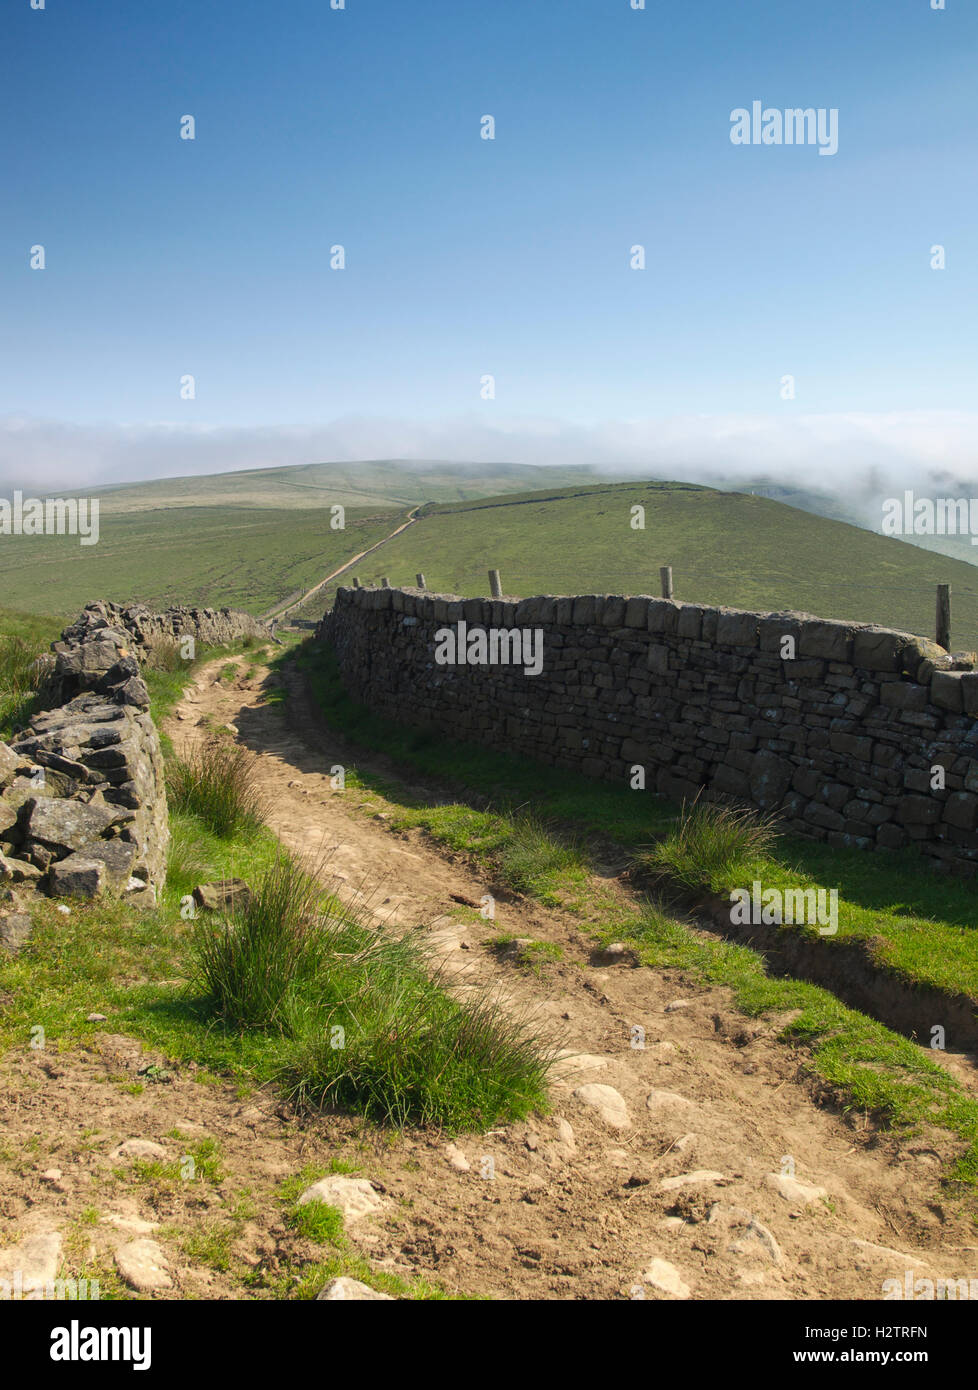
337 481 978 653
0 505 404 619
57 459 622 514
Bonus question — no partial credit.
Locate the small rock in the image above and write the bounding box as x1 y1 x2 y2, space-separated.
110 1139 168 1161
115 1238 173 1292
659 1170 725 1192
0 1231 62 1293
103 1212 159 1237
192 878 252 914
665 999 692 1013
641 1257 691 1299
0 854 42 883
646 1089 696 1115
0 908 33 955
40 1168 63 1183
444 1144 471 1172
86 1013 108 1023
316 1277 393 1301
728 1218 784 1266
48 855 107 901
765 1172 827 1207
298 1176 389 1222
552 1050 609 1078
573 1083 630 1130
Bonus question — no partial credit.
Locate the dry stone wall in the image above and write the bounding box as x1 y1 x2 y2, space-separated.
323 585 978 878
0 600 271 949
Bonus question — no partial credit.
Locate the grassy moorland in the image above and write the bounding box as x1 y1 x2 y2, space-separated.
358 482 978 651
5 475 978 651
59 459 614 515
0 505 403 619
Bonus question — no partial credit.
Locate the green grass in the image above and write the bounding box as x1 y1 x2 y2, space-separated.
167 737 268 838
192 854 555 1130
640 801 978 1003
286 1199 345 1245
0 606 61 739
0 505 403 618
643 797 781 894
356 481 978 652
391 805 588 905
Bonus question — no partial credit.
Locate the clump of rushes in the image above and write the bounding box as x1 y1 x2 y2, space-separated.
144 639 183 673
643 795 779 895
191 854 555 1131
167 737 266 837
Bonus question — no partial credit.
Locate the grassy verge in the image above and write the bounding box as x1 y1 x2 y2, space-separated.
292 639 978 1191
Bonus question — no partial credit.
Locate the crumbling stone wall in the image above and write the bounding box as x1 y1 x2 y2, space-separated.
0 600 271 946
322 586 978 878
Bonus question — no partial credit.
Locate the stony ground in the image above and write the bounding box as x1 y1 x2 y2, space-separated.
1 649 976 1301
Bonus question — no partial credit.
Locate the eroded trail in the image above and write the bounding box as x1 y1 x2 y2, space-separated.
160 649 978 1300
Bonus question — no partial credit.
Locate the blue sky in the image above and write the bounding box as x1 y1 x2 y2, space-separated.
1 0 976 486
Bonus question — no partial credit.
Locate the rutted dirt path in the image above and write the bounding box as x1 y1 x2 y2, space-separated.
2 649 975 1301
161 651 978 1299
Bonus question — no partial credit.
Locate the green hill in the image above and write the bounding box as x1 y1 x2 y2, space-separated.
57 459 621 515
0 505 403 619
4 474 978 652
339 481 978 653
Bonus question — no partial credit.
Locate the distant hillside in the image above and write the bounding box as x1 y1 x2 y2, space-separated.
4 469 978 650
337 480 978 653
61 459 624 515
0 505 403 618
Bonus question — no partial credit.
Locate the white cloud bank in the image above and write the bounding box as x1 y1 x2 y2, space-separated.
1 411 976 519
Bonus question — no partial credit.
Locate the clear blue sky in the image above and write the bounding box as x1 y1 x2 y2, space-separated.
2 0 975 431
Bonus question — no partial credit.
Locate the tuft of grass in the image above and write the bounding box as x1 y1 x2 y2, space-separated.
191 851 327 1033
286 1199 345 1245
167 737 267 838
642 796 779 895
191 854 555 1131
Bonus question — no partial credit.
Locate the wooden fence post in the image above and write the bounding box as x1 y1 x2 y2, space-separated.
489 569 503 599
937 584 951 651
416 573 427 590
660 566 674 600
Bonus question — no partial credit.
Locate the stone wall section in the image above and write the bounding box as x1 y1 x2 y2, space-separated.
0 600 271 945
322 586 978 878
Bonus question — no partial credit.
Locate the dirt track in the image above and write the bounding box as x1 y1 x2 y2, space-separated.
1 649 975 1301
163 652 978 1299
